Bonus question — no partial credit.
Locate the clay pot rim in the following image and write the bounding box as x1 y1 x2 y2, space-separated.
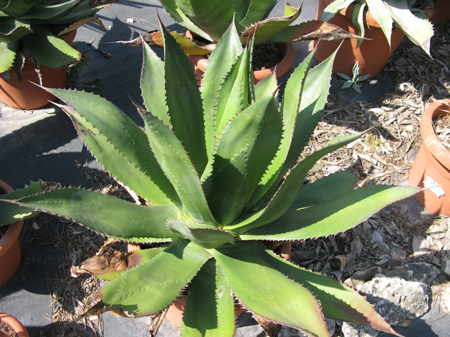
420 99 450 169
320 0 382 28
0 181 23 257
322 0 433 29
186 31 295 81
0 312 28 337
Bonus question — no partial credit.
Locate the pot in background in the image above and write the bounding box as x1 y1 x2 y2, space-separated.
313 0 406 79
0 181 23 287
188 42 294 85
0 30 77 110
409 99 450 216
430 0 450 24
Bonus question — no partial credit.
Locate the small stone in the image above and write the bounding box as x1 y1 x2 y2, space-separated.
389 244 406 262
426 220 447 240
412 235 431 257
371 231 383 243
384 263 439 286
442 284 450 313
441 227 450 276
342 276 429 337
348 267 382 289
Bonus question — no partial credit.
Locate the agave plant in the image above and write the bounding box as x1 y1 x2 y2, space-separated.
0 20 416 336
321 0 434 54
0 0 117 79
122 0 359 55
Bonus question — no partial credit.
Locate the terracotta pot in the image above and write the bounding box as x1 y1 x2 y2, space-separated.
0 181 23 287
430 0 450 24
313 0 406 79
188 42 295 85
0 312 29 337
166 294 247 328
408 99 450 217
0 30 77 110
166 242 292 327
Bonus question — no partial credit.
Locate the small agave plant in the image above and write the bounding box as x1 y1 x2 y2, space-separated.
122 0 358 55
0 0 117 79
0 20 416 336
321 0 434 54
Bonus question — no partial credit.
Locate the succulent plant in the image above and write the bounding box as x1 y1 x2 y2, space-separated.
121 0 359 55
0 20 417 336
321 0 434 54
0 0 118 79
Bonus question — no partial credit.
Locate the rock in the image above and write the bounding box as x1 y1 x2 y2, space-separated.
371 231 384 243
426 218 448 240
342 276 429 337
442 284 450 313
346 267 382 289
384 263 440 286
389 244 406 262
441 224 450 276
412 235 431 257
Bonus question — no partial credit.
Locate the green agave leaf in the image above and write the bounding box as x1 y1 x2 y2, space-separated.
247 49 315 208
210 242 330 336
172 0 235 42
168 220 235 249
12 188 184 242
278 47 337 181
352 3 366 48
0 181 43 225
182 259 235 336
98 239 211 316
365 0 392 47
209 96 282 226
0 41 17 72
292 170 356 209
0 19 32 43
230 134 361 233
141 38 169 126
47 90 177 207
161 20 208 176
242 185 418 240
159 0 215 42
201 22 243 184
384 0 433 56
264 20 360 43
321 0 355 22
93 247 165 281
253 71 277 102
1 0 35 17
50 0 117 24
240 4 301 44
140 111 217 228
231 0 251 22
214 46 251 142
22 25 80 67
239 0 278 28
254 244 397 334
19 0 81 21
